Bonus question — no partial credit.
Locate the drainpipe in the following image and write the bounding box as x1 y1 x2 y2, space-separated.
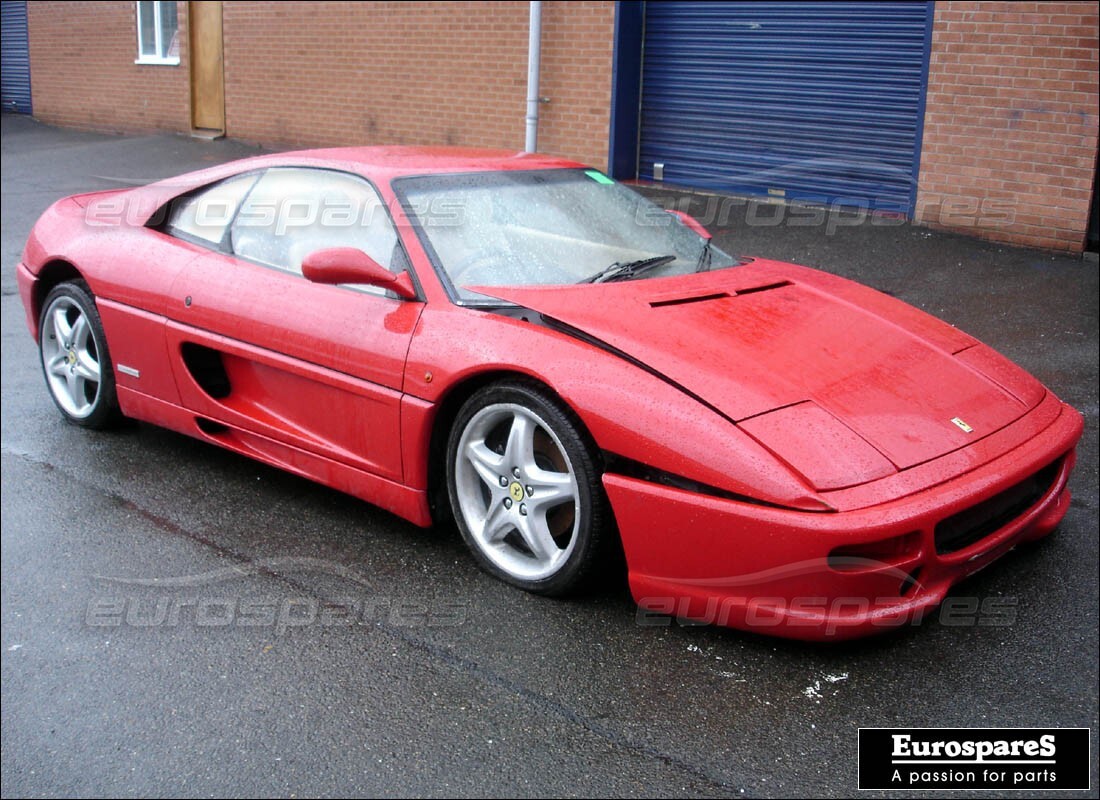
525 1 542 153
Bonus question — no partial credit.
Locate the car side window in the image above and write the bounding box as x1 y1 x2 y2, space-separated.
230 168 402 279
166 173 259 246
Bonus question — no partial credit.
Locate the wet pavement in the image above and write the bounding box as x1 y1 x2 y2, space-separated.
2 114 1097 798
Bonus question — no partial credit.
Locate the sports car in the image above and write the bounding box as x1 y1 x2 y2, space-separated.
16 147 1083 639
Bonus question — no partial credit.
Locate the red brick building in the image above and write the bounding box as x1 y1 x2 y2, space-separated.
916 2 1098 251
4 1 1098 252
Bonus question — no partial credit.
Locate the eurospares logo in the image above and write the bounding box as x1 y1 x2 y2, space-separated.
858 728 1090 791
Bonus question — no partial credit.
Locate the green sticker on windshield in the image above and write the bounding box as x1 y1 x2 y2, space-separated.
585 170 615 185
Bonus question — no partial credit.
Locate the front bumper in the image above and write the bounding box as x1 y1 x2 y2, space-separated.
606 395 1083 641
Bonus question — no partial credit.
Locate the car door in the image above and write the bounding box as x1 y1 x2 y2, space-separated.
163 167 423 483
92 174 263 410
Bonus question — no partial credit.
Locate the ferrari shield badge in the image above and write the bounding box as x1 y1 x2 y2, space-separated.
951 417 974 433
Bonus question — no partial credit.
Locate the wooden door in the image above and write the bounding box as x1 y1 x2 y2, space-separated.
190 1 225 134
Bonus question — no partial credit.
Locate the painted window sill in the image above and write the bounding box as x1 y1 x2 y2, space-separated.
134 56 180 66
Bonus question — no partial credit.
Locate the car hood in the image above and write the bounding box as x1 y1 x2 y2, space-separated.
477 260 1044 484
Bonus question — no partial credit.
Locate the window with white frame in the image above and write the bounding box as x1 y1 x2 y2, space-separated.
136 1 179 65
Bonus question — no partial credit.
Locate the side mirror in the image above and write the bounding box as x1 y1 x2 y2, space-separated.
666 209 712 240
301 247 417 300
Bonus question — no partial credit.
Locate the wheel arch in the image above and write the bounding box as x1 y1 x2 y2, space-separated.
36 277 125 429
423 368 598 526
30 260 86 341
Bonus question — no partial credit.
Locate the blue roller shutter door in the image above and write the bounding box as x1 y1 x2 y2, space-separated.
1 0 32 114
639 1 932 214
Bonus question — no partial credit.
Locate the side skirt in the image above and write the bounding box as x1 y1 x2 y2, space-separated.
117 387 433 527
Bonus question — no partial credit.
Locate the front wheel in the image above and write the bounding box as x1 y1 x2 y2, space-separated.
446 381 609 596
38 280 123 429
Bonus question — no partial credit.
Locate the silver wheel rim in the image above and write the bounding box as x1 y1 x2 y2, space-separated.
41 295 102 419
454 403 581 581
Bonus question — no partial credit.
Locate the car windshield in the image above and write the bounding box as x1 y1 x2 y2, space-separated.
394 168 737 303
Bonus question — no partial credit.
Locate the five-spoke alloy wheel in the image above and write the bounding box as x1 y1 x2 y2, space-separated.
39 281 121 429
447 382 608 595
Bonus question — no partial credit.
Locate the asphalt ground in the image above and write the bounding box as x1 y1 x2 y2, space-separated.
2 114 1097 798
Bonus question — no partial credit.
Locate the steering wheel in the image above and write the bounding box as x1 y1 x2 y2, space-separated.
448 248 505 286
448 248 583 288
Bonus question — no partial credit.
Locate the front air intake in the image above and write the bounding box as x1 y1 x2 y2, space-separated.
934 460 1061 554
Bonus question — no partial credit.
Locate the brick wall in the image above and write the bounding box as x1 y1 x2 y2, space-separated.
221 0 614 169
26 1 614 169
537 1 615 169
916 1 1099 252
28 1 190 134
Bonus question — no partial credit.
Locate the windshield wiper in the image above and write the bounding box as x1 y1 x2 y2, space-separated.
580 254 677 284
695 240 713 272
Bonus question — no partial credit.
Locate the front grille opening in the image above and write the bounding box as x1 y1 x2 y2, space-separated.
827 531 921 572
935 460 1061 555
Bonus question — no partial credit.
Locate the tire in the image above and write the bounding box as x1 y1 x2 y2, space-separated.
38 280 123 429
446 380 610 596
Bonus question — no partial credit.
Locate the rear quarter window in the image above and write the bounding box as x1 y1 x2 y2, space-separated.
165 173 259 246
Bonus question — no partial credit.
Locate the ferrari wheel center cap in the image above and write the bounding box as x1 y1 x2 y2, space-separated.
66 349 77 366
508 482 525 503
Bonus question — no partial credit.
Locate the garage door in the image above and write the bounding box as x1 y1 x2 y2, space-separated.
1 1 32 114
639 1 931 214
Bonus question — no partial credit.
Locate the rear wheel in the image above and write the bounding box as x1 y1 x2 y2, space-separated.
38 281 122 429
446 381 609 596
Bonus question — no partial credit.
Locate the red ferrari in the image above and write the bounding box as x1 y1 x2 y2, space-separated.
17 147 1083 639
